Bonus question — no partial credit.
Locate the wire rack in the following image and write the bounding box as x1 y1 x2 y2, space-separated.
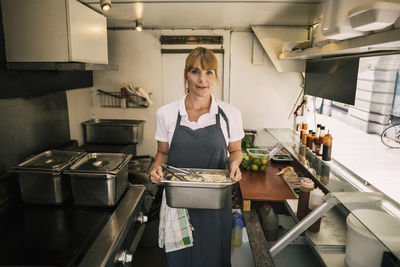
98 91 150 108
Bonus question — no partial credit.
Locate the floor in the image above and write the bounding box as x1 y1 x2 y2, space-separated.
316 114 400 205
133 226 256 267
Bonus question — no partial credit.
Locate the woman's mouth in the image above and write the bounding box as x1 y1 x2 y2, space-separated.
196 85 208 89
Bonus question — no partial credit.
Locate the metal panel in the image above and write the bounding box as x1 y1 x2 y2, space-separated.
0 91 70 178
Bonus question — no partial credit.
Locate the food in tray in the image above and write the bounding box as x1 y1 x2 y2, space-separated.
167 173 229 183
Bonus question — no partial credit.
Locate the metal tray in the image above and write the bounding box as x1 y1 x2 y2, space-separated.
161 168 231 209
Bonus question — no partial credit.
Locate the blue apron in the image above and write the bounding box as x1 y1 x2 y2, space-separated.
165 106 232 267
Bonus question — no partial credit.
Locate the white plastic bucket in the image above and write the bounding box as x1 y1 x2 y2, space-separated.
345 209 399 267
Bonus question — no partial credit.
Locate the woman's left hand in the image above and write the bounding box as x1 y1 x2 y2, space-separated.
229 162 242 184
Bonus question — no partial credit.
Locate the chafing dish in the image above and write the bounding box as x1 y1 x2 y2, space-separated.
12 150 86 204
161 168 231 209
65 152 132 207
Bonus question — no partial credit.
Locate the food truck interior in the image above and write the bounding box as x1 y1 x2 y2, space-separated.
1 0 400 266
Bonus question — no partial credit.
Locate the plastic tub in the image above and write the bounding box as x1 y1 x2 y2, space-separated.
348 1 400 32
345 209 399 267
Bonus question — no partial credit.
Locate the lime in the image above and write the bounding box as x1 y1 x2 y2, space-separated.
253 158 261 165
241 161 249 169
260 165 267 171
243 153 249 161
251 164 259 171
261 157 268 165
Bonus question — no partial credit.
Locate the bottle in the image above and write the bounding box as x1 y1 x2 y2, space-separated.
302 130 310 146
259 203 279 241
307 131 314 150
312 131 318 153
308 188 325 232
300 123 308 143
297 178 314 220
231 212 245 247
316 126 325 156
120 87 127 109
322 130 333 161
320 164 330 185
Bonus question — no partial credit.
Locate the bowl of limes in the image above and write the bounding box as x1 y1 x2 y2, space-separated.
245 147 271 172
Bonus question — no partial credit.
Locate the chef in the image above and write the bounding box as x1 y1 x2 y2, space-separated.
150 47 244 267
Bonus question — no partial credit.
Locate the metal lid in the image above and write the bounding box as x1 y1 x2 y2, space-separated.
66 153 132 175
14 150 85 172
81 119 145 126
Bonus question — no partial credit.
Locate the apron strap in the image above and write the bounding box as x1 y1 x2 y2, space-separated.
218 106 231 139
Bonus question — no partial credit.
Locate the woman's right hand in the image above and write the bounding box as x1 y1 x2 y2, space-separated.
150 165 164 184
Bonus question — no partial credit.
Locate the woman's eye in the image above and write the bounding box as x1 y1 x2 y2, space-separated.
190 69 199 74
207 70 215 75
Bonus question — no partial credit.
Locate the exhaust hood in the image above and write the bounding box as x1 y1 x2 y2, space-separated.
253 25 400 73
1 0 114 71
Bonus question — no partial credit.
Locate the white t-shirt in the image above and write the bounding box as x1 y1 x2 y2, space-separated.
155 95 245 147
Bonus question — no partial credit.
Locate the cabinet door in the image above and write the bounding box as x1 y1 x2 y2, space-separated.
67 0 108 64
1 0 69 62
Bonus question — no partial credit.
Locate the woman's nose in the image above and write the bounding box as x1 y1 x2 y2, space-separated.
199 72 206 82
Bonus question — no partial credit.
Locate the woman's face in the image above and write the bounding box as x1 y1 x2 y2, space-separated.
186 59 216 97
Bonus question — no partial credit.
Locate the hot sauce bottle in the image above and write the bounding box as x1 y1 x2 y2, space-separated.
307 131 314 150
316 126 325 156
302 130 310 146
300 123 308 143
322 130 332 161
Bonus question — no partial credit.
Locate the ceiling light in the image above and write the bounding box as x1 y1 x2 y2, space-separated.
100 0 111 12
135 19 143 32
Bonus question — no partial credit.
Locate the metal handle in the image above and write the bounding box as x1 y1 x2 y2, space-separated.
136 212 148 224
114 250 133 266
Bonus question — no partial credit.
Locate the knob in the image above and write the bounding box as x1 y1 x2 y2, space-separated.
115 250 133 265
136 212 148 224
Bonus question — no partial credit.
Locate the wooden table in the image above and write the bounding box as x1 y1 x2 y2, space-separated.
239 162 297 211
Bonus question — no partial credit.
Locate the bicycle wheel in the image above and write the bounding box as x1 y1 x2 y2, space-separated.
381 124 400 148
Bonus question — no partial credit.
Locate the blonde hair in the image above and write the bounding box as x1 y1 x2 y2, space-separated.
184 47 218 94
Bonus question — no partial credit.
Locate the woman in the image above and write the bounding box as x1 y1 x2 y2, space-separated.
150 47 244 267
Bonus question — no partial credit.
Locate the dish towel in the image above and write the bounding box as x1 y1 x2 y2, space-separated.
158 190 194 252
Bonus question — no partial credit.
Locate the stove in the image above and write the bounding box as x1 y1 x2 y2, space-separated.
0 185 151 267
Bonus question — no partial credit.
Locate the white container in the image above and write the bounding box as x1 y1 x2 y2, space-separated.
321 0 370 40
345 209 395 267
348 1 400 32
308 188 324 210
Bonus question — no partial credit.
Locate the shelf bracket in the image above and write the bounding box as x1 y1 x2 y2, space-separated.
270 193 339 257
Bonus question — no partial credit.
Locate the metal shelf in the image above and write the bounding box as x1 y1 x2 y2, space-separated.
98 91 150 109
279 28 400 60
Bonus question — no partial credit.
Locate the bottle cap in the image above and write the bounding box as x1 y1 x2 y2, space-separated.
317 124 321 128
320 126 325 130
301 178 314 189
